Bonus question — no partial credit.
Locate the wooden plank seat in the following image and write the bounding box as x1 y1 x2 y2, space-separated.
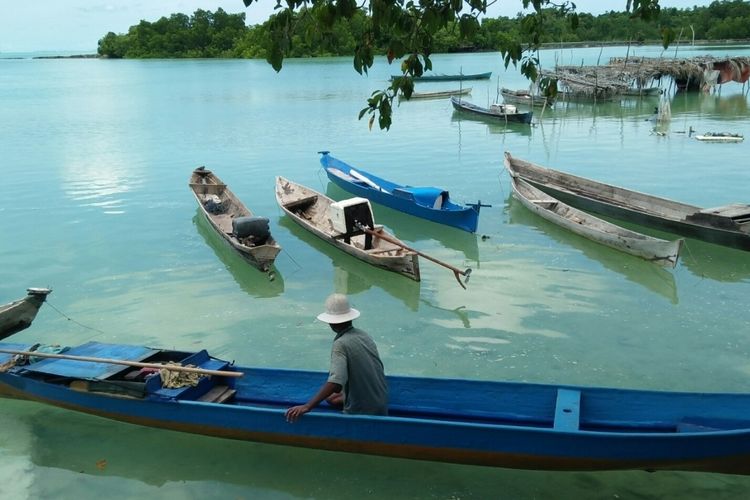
554 388 581 431
283 195 318 210
198 385 236 403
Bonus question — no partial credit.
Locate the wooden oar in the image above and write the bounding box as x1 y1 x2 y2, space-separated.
0 348 243 378
357 223 472 289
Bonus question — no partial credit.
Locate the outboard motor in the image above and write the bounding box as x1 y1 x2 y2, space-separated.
232 216 271 245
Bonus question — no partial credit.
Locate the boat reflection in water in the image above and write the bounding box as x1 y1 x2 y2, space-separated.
193 212 284 298
450 112 533 137
679 238 750 283
325 183 480 264
278 216 420 311
506 195 678 304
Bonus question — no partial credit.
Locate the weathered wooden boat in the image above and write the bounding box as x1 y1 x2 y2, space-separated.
501 88 553 107
275 176 420 281
621 86 662 97
0 288 51 340
694 132 744 143
405 87 472 99
2 339 750 475
506 163 683 267
189 167 281 273
505 152 750 251
321 152 483 233
390 71 491 82
451 97 533 124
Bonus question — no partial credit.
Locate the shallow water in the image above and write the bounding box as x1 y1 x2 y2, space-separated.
2 45 750 498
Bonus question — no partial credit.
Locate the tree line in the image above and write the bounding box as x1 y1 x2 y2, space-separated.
98 1 750 60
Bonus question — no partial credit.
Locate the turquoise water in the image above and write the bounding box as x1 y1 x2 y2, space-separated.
2 45 750 498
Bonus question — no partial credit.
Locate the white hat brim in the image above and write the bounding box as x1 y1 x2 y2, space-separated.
316 307 360 324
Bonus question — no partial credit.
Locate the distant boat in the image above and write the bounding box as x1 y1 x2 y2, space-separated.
500 88 553 107
390 72 491 82
451 96 533 124
3 338 750 475
694 132 744 143
275 176 420 281
189 167 281 273
504 152 750 251
506 158 683 267
0 288 51 340
621 87 662 97
321 152 483 233
404 88 472 99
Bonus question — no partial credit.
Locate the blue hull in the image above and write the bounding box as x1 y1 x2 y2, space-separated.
2 341 750 474
320 153 480 233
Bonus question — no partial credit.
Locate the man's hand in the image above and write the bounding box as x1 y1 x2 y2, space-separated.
285 404 311 423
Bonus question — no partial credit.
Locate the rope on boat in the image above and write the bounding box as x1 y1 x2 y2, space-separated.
45 300 107 336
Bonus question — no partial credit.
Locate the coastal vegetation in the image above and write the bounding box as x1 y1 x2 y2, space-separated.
98 2 750 60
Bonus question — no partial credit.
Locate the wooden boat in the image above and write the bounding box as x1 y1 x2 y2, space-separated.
275 176 420 281
0 288 51 340
694 132 744 143
501 88 553 107
189 167 281 273
621 87 662 96
451 96 533 124
390 71 491 82
505 152 750 251
3 339 750 475
321 152 483 233
506 163 683 267
405 87 471 99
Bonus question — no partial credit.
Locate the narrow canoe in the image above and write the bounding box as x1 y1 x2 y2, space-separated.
500 88 553 107
451 97 533 124
406 88 472 99
275 176 420 281
321 152 482 233
506 164 683 267
0 288 51 340
189 167 281 273
694 133 744 143
390 72 491 82
505 152 750 251
2 339 750 475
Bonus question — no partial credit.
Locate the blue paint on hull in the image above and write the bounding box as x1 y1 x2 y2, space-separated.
2 341 750 474
320 153 480 233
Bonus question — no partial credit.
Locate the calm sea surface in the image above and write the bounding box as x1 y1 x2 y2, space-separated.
2 45 750 498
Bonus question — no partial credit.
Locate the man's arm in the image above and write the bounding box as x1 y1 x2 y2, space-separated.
285 381 343 423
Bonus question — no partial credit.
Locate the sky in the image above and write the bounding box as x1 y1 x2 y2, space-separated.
0 1 708 53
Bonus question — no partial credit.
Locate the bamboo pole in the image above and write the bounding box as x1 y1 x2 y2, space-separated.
0 348 243 378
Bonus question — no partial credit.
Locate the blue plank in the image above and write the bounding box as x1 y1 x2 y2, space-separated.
26 342 158 380
554 388 581 431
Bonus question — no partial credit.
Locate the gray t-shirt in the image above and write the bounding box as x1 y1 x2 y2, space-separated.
327 325 388 415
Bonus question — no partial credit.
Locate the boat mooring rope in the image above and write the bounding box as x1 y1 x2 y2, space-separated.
45 301 107 336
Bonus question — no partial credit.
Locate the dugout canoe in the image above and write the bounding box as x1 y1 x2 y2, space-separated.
500 88 554 107
504 152 750 251
189 167 281 273
2 340 750 475
406 88 472 99
321 152 483 233
0 288 51 340
506 165 683 267
451 96 533 124
275 176 420 281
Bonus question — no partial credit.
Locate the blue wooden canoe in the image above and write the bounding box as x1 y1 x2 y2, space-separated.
321 152 483 233
2 340 750 475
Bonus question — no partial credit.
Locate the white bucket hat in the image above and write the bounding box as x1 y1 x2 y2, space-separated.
316 293 360 324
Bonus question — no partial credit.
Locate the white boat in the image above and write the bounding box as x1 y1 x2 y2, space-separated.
694 132 744 143
275 177 420 281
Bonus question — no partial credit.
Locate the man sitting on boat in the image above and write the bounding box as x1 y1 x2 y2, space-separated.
285 294 388 422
